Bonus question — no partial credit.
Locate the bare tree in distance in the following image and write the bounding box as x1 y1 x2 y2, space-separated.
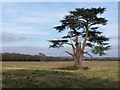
49 7 110 69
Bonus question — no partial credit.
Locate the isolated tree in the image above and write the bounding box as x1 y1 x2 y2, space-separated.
38 53 46 56
49 7 110 68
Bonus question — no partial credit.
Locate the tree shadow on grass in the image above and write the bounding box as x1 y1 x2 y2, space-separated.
2 69 119 88
56 65 90 70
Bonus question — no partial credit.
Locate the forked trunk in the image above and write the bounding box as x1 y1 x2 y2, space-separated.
74 55 83 69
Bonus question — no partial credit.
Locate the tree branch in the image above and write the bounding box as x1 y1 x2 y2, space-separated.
84 52 92 57
65 51 74 57
65 42 77 58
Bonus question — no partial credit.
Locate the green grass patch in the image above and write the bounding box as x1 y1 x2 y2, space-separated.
2 61 119 88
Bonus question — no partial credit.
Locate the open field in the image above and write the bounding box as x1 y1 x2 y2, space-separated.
2 61 119 88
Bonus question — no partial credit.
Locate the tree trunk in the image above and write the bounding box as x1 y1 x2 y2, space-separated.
74 59 77 66
79 54 83 68
77 59 80 68
73 58 81 69
74 53 83 69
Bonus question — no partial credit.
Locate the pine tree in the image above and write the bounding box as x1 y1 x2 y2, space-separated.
49 7 110 68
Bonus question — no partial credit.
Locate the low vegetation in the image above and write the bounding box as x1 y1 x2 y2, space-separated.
1 53 118 61
2 61 119 88
1 53 71 61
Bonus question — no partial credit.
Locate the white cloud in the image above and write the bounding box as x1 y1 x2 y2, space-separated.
2 4 67 24
3 25 48 35
19 16 53 24
2 33 28 42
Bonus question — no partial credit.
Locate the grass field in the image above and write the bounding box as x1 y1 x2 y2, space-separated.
2 61 119 88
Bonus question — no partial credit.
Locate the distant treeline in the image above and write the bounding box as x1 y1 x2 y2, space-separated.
1 53 119 61
1 53 72 61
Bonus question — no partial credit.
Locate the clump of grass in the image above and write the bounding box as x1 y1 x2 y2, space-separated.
81 66 89 70
57 65 79 70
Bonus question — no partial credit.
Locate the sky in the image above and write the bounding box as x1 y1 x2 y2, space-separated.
1 0 119 2
1 1 119 57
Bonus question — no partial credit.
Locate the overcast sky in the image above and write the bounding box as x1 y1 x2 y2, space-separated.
1 1 119 57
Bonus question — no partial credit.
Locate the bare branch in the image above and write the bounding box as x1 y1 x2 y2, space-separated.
65 51 74 57
85 48 93 53
84 52 92 57
65 42 76 52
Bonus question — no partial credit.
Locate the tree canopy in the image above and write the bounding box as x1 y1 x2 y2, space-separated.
49 7 110 68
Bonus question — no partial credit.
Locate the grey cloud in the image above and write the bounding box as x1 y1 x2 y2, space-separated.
2 33 28 42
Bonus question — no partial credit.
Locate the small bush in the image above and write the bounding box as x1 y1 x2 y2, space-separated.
58 65 79 70
81 66 89 70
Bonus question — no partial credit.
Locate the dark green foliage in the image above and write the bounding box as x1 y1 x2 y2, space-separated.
86 43 93 48
62 35 71 38
71 8 107 27
38 53 46 56
92 46 110 56
49 40 68 48
49 7 110 57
